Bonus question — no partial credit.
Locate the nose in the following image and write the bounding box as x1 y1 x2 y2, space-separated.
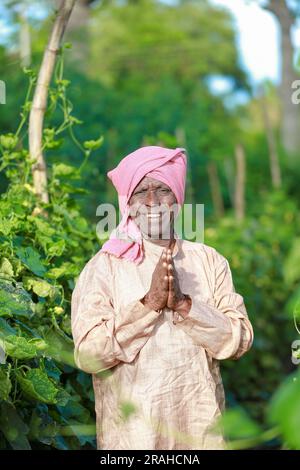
145 189 159 207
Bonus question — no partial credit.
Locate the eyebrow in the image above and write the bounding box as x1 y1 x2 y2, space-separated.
133 183 168 192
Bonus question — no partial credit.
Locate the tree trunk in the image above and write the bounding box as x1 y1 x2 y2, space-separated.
207 161 224 219
175 126 194 202
29 0 76 207
259 88 282 189
224 156 235 207
265 0 300 158
234 144 246 222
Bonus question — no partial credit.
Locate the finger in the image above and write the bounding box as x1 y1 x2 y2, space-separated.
163 274 169 290
167 253 175 274
168 275 174 291
162 249 169 272
156 249 167 269
167 254 173 268
158 247 167 260
161 249 171 275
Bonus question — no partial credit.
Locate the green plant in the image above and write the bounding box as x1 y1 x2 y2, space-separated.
206 194 300 449
0 47 104 449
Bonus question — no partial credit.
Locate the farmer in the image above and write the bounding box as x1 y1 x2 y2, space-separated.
71 146 254 450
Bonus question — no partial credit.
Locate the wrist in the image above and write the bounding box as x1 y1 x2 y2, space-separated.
141 294 162 312
175 294 192 318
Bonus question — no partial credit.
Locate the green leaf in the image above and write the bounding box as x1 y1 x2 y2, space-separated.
45 262 78 280
43 358 62 381
44 138 64 150
284 238 300 285
56 394 89 422
0 402 31 449
219 407 262 440
83 136 104 151
0 257 14 278
55 388 71 407
68 115 83 125
27 215 55 237
28 338 48 351
0 279 35 319
0 133 18 150
43 329 75 367
23 276 55 298
57 183 89 195
268 371 300 449
56 79 71 87
47 240 66 257
0 318 16 337
28 407 57 445
4 335 38 359
0 217 19 236
285 285 300 319
53 163 79 178
0 367 12 400
15 246 47 277
17 368 59 404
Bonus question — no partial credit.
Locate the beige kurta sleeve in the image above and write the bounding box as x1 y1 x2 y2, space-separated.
173 253 254 361
71 253 161 374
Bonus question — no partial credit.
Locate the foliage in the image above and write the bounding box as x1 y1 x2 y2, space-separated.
206 191 300 449
0 50 104 449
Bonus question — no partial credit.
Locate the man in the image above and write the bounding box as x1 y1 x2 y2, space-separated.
71 146 254 450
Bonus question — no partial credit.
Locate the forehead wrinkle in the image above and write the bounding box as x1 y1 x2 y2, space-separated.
134 177 171 191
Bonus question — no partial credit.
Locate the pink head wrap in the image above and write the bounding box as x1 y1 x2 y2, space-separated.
100 145 187 264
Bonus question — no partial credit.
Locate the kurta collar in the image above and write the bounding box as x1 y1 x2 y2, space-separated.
142 233 181 259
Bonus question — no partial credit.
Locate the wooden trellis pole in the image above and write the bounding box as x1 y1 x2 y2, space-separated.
29 0 76 207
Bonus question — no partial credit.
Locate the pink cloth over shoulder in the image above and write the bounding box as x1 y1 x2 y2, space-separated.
100 146 187 264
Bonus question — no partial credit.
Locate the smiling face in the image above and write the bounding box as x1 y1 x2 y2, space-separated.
128 176 178 241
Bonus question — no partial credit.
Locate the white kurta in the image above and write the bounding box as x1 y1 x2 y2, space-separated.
71 237 254 450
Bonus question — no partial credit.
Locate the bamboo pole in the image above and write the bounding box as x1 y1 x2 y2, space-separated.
29 0 76 207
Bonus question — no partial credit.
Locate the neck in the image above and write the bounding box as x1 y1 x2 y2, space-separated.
144 225 175 249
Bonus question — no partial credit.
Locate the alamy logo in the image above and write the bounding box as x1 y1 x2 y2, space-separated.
0 80 6 104
291 80 300 104
291 339 300 365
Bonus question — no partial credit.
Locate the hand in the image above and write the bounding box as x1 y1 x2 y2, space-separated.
165 249 191 316
141 248 169 311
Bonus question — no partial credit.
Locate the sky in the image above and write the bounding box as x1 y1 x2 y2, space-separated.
211 0 280 86
211 0 300 87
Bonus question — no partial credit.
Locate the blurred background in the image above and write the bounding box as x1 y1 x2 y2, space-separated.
1 0 300 451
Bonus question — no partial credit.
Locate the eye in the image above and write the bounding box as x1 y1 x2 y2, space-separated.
160 188 170 193
134 189 146 195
